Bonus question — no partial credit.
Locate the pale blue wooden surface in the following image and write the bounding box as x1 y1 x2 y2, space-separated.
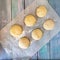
36 32 60 59
0 0 60 59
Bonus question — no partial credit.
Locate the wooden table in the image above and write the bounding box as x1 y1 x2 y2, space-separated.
0 0 60 59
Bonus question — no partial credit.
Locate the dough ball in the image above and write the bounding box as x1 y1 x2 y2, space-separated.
24 14 36 27
10 24 23 37
19 37 30 49
36 5 47 17
32 29 43 40
43 19 55 30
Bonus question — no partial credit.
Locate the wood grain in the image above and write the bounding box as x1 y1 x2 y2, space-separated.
0 0 11 30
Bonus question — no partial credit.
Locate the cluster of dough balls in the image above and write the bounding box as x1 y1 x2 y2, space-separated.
24 5 47 27
10 5 55 49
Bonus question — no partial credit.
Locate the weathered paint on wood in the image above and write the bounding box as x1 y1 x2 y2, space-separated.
50 32 60 59
38 44 50 59
0 0 11 30
12 0 18 18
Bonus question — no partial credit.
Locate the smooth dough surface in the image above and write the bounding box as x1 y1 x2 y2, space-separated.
10 24 23 37
32 29 43 40
19 37 30 49
36 5 47 17
24 14 36 27
43 19 55 30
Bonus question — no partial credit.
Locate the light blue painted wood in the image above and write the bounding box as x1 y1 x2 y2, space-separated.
48 0 60 16
12 0 18 18
50 32 60 59
38 43 50 59
38 32 60 59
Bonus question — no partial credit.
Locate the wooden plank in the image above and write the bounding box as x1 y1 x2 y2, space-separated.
17 0 24 12
0 0 11 30
12 0 25 18
12 0 18 18
49 32 60 59
6 0 11 21
48 0 60 16
24 0 34 8
37 34 60 59
38 43 50 59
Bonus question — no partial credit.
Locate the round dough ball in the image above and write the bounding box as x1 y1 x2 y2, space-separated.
36 5 47 17
10 24 23 37
32 29 43 40
19 37 30 49
43 19 55 30
24 14 36 27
